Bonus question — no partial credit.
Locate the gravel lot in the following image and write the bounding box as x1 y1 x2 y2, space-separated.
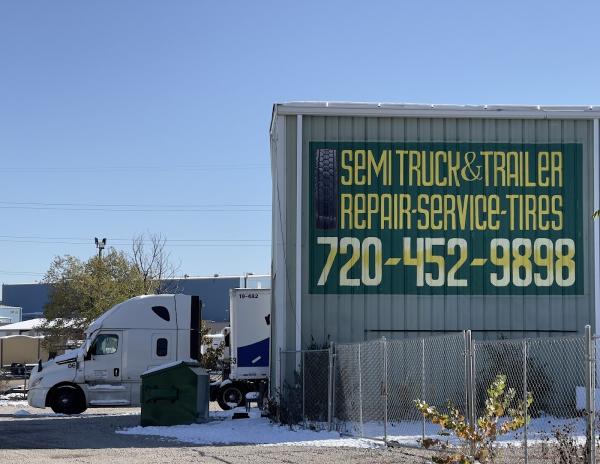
0 402 432 463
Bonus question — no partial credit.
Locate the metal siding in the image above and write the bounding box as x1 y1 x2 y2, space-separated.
1 283 52 318
272 111 596 347
285 115 298 351
270 113 285 392
275 102 600 119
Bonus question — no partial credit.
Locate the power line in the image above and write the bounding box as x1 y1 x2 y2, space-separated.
0 234 270 242
0 201 271 208
0 164 268 173
0 239 270 247
0 201 271 213
0 206 270 212
0 270 45 276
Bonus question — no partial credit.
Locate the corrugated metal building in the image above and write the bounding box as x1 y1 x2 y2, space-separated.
161 274 270 321
270 103 600 373
160 276 242 322
1 283 52 320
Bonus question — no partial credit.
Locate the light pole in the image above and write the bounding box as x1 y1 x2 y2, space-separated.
95 237 107 258
243 272 254 288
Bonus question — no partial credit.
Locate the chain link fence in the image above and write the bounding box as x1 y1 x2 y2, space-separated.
279 327 600 463
279 349 330 428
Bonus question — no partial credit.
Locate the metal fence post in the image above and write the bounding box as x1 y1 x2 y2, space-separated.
328 342 334 431
592 331 597 464
358 343 363 437
382 336 388 444
593 335 597 464
302 350 306 426
470 334 476 429
523 339 528 464
465 330 476 457
278 347 282 424
421 337 426 444
585 325 596 464
331 343 336 430
463 331 469 424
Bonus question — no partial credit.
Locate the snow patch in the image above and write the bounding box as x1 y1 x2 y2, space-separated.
89 400 130 405
352 416 589 447
0 393 27 400
141 360 197 376
0 393 28 407
51 348 81 363
117 410 383 448
87 384 127 391
0 401 28 407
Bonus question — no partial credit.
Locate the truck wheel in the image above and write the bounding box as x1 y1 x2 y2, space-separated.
314 148 338 230
217 384 245 410
50 385 86 415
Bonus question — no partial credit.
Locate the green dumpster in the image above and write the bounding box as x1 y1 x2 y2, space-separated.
140 361 209 426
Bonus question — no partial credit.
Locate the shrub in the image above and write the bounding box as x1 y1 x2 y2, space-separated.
416 374 532 463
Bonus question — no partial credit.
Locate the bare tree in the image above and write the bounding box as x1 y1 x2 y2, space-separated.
131 233 180 294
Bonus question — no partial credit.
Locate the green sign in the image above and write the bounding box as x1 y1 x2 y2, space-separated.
309 142 583 295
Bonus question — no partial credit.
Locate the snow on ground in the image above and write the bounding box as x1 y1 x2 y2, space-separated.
117 410 585 448
359 416 588 447
0 393 28 407
0 395 142 418
117 410 384 448
118 409 590 449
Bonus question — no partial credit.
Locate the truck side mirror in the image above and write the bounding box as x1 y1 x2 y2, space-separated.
84 344 94 361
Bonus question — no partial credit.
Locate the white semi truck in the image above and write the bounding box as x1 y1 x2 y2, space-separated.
211 288 270 410
28 294 202 414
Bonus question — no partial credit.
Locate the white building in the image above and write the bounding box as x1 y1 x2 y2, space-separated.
0 318 45 336
0 305 22 325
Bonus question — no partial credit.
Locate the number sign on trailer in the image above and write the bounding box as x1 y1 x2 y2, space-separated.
310 142 583 295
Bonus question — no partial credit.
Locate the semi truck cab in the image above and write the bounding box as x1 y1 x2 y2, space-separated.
28 294 202 414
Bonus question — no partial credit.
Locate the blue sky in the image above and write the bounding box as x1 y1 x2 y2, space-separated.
0 0 598 293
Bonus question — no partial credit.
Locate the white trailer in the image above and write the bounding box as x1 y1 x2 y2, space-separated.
211 288 270 410
28 294 202 414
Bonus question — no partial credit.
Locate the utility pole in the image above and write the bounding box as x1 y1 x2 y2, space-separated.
94 237 107 258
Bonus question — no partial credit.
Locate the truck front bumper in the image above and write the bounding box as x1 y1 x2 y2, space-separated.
27 387 49 409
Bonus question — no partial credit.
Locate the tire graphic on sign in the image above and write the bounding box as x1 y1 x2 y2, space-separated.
314 148 338 230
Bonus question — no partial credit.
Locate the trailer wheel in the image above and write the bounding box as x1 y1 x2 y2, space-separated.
49 385 86 415
217 384 245 410
314 148 338 230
